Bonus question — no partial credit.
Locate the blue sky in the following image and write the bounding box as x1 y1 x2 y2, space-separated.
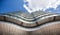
0 0 60 13
0 0 27 13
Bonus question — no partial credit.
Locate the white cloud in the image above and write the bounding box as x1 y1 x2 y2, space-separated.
23 0 60 13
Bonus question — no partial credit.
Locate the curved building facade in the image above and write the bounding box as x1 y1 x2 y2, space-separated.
0 11 60 35
0 0 60 35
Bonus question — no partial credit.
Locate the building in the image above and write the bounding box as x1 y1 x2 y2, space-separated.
0 11 60 35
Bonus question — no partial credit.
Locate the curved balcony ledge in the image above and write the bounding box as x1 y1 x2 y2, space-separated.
0 11 60 29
